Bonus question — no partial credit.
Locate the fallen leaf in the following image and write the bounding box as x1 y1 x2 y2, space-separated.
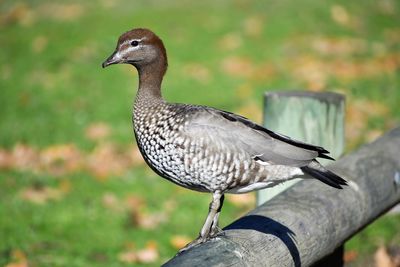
234 101 262 123
85 122 111 141
366 130 383 143
131 210 168 230
125 195 146 210
163 199 177 212
37 3 84 22
344 249 358 263
72 42 99 62
5 249 28 267
86 143 130 179
102 192 121 211
118 250 137 264
59 179 72 193
170 235 191 249
136 241 159 263
251 63 277 82
375 246 395 267
12 144 39 172
182 63 211 84
388 245 400 267
311 37 368 57
1 3 36 27
118 241 159 264
243 16 263 37
235 83 254 99
20 184 65 205
226 193 256 208
125 195 170 229
40 144 83 176
217 32 243 51
0 141 145 176
127 145 145 166
330 5 350 26
286 47 399 88
220 56 255 78
289 55 328 91
5 262 28 267
346 98 387 147
331 5 362 30
28 69 56 90
346 106 366 147
100 0 119 8
0 148 12 169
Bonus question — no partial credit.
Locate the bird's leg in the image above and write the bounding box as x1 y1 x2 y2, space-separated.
199 191 223 239
210 194 224 236
178 191 223 253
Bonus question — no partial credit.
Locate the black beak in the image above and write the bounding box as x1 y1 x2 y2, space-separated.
102 50 120 68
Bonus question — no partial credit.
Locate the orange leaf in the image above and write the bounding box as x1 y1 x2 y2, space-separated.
127 145 145 166
343 250 358 263
118 250 137 264
86 143 129 179
131 210 168 230
217 33 243 51
40 144 82 175
85 122 111 141
20 184 65 205
182 63 211 84
0 148 12 169
12 144 39 171
375 246 395 267
136 241 159 264
5 249 28 267
330 5 350 26
234 102 262 124
226 193 255 208
243 16 263 37
220 56 255 78
37 3 84 22
170 235 191 249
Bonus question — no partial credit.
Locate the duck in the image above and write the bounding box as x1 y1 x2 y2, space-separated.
102 28 347 252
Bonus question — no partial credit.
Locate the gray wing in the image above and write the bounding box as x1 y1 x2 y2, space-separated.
183 107 333 167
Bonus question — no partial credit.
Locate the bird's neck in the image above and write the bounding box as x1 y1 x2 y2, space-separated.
133 60 167 120
135 60 166 105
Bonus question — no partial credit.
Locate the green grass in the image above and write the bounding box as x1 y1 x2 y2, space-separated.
1 0 399 266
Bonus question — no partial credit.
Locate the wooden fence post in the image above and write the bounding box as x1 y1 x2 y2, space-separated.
257 91 345 205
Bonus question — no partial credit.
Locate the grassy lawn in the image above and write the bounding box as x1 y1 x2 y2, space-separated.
1 0 399 266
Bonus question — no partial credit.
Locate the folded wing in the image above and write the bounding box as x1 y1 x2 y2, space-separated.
184 106 334 168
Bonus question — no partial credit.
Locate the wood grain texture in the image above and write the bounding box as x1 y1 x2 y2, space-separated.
164 127 400 267
257 91 345 205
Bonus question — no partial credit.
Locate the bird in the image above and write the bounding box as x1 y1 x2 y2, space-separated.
102 28 347 252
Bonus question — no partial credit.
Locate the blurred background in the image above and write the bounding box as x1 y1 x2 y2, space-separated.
0 0 399 266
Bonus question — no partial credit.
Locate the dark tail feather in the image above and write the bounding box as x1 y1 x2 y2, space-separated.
301 160 348 189
318 153 335 161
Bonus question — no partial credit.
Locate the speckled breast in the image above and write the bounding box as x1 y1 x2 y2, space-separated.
133 105 208 191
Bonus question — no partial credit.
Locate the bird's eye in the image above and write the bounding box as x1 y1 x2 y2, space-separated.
131 40 139 47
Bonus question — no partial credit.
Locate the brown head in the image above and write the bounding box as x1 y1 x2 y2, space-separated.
102 28 168 76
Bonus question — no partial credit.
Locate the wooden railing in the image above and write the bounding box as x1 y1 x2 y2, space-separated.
163 92 400 267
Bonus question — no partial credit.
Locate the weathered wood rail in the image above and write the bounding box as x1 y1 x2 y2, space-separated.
163 127 400 267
